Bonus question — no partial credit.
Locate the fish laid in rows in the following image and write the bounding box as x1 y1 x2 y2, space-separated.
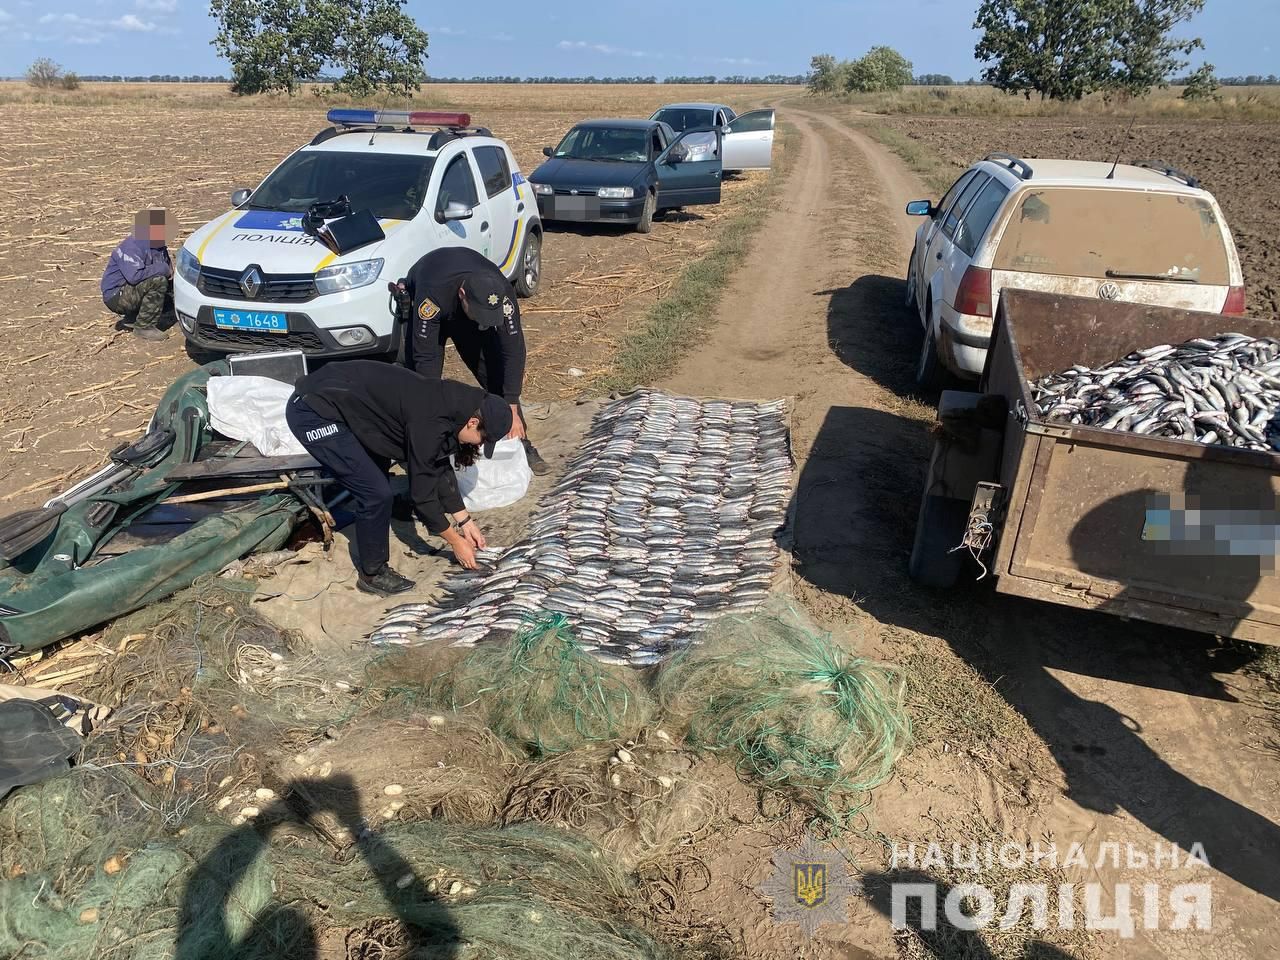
1030 333 1280 452
366 389 793 664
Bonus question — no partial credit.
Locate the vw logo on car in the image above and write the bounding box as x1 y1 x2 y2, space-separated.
1097 281 1122 301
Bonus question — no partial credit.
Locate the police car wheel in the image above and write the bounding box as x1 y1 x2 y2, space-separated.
514 230 542 298
635 191 656 234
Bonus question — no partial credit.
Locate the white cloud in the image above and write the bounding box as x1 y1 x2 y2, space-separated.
136 0 177 10
556 39 658 59
716 56 764 66
431 25 465 36
114 12 155 30
0 8 11 22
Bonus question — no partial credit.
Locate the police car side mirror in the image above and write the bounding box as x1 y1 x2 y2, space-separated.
436 201 474 224
542 146 554 157
667 144 689 164
231 188 252 208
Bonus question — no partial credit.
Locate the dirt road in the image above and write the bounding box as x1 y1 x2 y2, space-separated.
665 101 1280 959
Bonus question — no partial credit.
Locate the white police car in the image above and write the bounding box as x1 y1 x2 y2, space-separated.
174 110 543 358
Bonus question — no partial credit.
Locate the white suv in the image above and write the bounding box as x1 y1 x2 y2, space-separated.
175 110 543 359
905 154 1246 386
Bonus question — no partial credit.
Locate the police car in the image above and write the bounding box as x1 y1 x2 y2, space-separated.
174 110 543 359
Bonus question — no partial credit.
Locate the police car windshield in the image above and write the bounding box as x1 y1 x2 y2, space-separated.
652 108 715 132
249 151 436 220
553 126 650 163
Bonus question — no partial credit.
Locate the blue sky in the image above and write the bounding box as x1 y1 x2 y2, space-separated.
0 0 1272 79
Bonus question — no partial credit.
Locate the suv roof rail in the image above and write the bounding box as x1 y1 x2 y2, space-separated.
1135 161 1201 189
983 152 1034 180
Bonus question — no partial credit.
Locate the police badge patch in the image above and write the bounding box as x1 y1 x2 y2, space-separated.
502 296 517 335
418 297 440 321
487 293 500 307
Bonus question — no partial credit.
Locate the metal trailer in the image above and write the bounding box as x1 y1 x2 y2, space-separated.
910 288 1280 646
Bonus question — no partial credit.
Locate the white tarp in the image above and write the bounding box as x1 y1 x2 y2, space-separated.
207 376 307 457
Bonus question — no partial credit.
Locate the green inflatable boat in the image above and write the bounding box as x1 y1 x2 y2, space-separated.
0 364 310 657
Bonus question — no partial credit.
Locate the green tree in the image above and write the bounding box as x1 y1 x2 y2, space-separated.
974 0 1207 100
844 46 914 93
210 0 427 96
807 54 843 95
1181 62 1220 100
26 58 62 88
1111 0 1206 95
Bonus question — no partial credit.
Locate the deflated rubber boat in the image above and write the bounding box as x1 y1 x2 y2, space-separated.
0 363 311 657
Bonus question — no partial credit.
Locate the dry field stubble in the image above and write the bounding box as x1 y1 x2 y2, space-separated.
0 83 788 509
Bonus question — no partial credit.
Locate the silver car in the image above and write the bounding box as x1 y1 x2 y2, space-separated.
649 102 776 170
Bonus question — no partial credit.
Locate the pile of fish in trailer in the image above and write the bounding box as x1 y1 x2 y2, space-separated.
1030 333 1280 451
370 389 792 665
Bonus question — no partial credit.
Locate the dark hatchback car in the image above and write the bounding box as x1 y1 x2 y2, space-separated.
528 119 723 233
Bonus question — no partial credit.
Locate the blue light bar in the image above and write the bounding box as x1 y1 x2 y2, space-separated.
326 109 472 128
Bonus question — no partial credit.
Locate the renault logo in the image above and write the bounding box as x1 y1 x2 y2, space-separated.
240 266 263 298
1097 281 1121 301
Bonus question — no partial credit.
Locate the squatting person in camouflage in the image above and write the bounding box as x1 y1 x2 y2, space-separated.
101 208 175 342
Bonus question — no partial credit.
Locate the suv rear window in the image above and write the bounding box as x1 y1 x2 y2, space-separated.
993 188 1231 284
250 151 434 220
474 146 512 199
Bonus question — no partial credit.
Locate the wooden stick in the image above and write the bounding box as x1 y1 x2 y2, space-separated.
161 481 287 505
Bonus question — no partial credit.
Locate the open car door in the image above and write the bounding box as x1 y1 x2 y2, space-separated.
722 109 775 170
656 129 723 208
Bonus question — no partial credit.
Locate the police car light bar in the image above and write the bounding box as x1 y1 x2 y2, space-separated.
326 109 472 129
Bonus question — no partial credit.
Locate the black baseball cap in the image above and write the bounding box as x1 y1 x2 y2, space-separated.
462 272 515 330
479 394 513 458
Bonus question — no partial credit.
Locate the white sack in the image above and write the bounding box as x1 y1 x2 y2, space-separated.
453 437 531 512
206 376 307 457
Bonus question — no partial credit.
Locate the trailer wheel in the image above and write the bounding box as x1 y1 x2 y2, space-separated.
908 437 969 588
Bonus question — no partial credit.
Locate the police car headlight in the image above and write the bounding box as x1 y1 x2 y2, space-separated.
532 183 554 196
177 248 201 286
597 187 635 199
314 258 384 295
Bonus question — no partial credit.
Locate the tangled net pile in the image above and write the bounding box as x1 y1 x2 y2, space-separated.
657 600 911 826
424 612 653 756
74 577 353 824
0 582 912 958
0 766 680 960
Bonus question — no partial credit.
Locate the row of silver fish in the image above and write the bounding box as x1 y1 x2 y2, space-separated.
368 389 793 665
1031 333 1280 451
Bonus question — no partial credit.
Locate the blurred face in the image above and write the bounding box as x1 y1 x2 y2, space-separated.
458 416 484 446
134 208 175 247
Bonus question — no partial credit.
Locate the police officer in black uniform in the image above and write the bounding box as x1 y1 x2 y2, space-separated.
286 361 513 596
391 246 549 475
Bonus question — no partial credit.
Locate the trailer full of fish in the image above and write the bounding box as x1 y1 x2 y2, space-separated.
1031 333 1280 452
369 389 792 665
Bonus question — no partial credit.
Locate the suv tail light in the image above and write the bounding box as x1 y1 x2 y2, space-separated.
1223 285 1246 316
954 266 993 317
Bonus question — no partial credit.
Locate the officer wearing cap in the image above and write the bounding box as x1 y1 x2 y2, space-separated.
286 361 513 596
392 247 548 475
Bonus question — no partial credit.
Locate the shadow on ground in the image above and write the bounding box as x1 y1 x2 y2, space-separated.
175 775 461 960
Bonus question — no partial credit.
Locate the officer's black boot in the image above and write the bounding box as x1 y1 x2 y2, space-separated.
523 440 549 477
357 564 415 596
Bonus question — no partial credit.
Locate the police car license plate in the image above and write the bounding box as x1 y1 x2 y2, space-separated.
213 308 288 334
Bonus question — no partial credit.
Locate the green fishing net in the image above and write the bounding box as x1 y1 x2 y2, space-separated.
421 613 653 757
656 600 911 826
0 765 680 960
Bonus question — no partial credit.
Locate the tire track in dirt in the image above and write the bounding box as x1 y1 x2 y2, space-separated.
665 103 1280 958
